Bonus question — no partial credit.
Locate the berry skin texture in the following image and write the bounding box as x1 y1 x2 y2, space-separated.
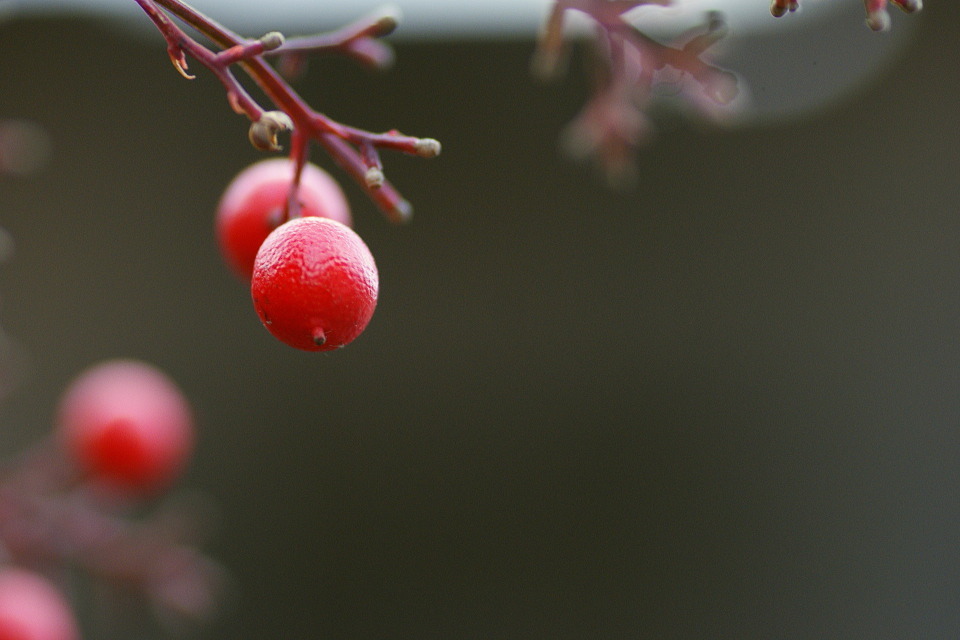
215 158 352 280
251 217 378 352
0 569 79 640
56 360 194 494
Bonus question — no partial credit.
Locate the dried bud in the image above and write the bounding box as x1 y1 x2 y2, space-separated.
364 167 385 189
248 111 293 152
770 0 799 17
371 5 402 37
413 138 441 158
167 45 195 80
259 32 285 51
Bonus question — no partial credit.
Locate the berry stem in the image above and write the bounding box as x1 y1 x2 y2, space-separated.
285 128 310 221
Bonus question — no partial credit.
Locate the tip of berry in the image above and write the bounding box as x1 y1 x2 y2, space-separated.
312 328 327 347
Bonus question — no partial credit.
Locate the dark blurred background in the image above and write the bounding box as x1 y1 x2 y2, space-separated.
0 2 958 638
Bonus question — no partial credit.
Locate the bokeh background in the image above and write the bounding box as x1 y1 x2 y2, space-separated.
0 2 959 638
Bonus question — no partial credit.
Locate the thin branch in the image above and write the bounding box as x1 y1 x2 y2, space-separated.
138 0 439 221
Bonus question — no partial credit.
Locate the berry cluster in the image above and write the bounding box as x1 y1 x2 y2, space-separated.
129 0 440 352
0 360 220 639
0 2 440 633
216 159 378 351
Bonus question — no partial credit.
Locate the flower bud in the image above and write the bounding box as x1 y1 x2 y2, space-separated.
248 111 293 152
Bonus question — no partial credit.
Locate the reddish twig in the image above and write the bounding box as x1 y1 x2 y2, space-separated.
133 0 440 222
271 6 400 70
535 0 736 183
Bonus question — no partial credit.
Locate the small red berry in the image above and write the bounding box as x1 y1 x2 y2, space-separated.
215 158 351 280
56 360 194 494
251 217 378 352
0 569 79 640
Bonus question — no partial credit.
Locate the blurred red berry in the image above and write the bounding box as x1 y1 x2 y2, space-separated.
251 217 378 352
56 360 193 494
215 158 351 280
0 569 78 640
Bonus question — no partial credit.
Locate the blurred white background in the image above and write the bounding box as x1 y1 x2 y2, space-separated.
0 0 906 36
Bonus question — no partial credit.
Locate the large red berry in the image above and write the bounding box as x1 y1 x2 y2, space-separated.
56 360 194 494
251 217 378 352
0 569 78 640
215 158 351 280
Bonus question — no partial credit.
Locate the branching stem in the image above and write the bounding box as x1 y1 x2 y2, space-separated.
134 0 439 221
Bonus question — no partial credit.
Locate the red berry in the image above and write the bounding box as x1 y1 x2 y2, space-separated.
0 569 78 640
251 217 378 352
56 360 193 494
215 158 351 280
